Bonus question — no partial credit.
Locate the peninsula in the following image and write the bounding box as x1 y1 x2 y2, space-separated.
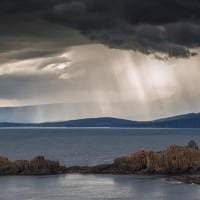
1 113 200 128
1 141 200 184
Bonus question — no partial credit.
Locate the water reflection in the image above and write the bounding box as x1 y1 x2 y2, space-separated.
0 175 199 200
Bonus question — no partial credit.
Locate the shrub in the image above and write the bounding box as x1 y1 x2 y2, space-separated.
187 140 199 150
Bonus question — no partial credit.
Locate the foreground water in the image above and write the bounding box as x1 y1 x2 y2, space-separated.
1 174 200 200
0 128 200 199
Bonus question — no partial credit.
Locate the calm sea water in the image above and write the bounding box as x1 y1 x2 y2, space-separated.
0 128 200 200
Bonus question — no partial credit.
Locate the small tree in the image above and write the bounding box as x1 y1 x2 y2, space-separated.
187 140 199 150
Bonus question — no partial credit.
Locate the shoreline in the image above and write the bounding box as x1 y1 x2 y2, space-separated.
1 126 200 130
1 142 200 184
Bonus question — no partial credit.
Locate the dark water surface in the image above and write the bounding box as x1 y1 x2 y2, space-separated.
0 128 200 199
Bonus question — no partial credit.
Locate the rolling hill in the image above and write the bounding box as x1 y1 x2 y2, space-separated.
0 113 200 128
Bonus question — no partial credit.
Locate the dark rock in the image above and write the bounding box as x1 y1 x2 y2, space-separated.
169 176 200 184
1 141 200 177
70 144 200 175
187 140 199 150
0 156 67 175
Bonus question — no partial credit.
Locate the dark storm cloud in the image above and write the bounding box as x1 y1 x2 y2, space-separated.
0 0 58 13
1 0 200 58
48 0 200 57
0 16 88 64
50 0 200 28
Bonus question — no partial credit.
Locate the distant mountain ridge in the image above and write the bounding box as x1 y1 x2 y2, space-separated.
0 113 200 128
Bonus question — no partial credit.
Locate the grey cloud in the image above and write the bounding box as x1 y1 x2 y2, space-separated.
49 0 200 27
48 0 200 57
1 0 200 59
0 74 69 100
37 57 71 70
3 0 200 23
1 0 200 122
86 23 199 58
0 18 89 64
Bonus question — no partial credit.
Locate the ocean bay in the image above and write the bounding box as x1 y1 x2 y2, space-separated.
1 128 200 199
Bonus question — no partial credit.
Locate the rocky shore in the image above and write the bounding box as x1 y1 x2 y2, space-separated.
168 176 200 184
0 156 67 175
68 141 200 175
1 141 200 184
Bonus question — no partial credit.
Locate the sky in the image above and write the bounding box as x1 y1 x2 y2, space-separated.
1 0 200 122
